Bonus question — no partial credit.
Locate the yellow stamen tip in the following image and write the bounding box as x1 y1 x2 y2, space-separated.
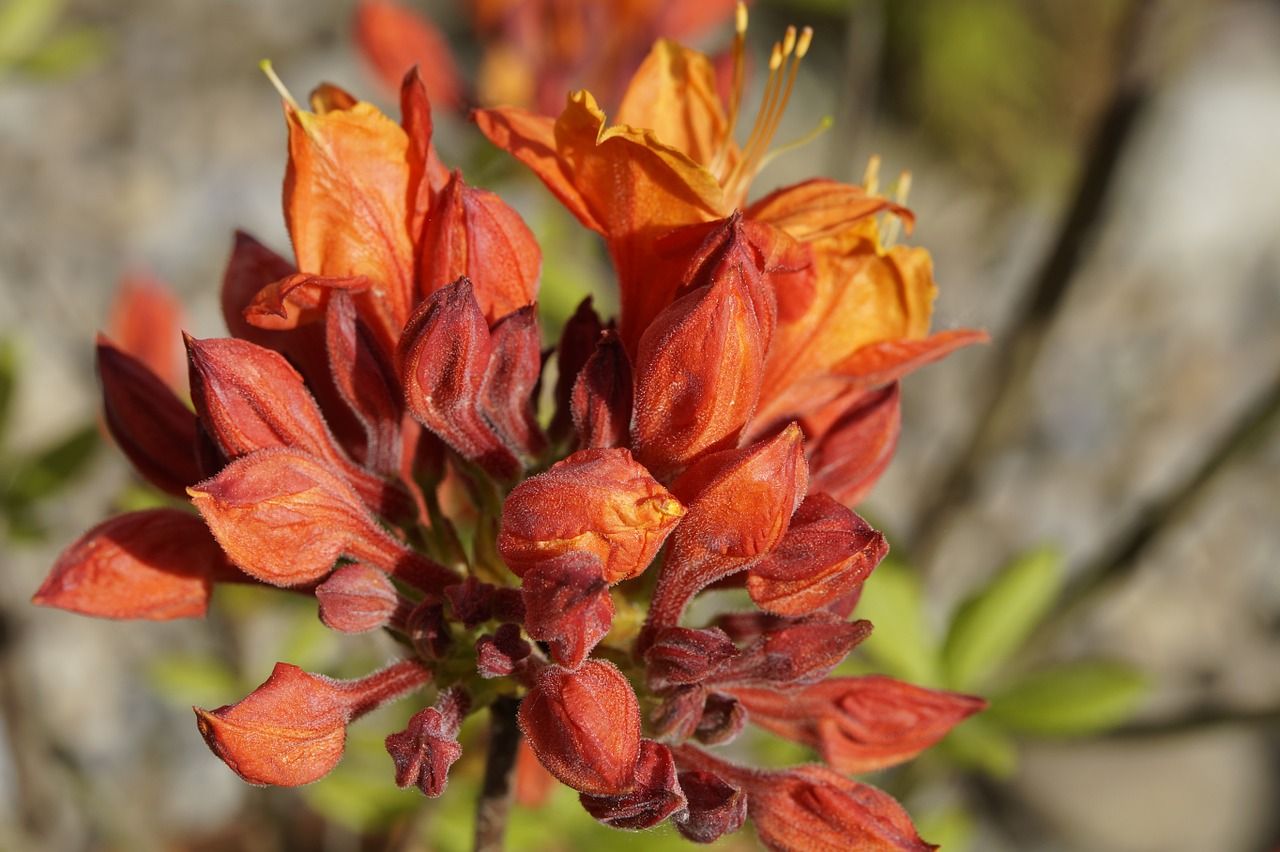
259 59 302 112
735 1 748 35
769 42 784 71
863 155 882 196
895 170 913 206
782 26 797 57
796 27 814 58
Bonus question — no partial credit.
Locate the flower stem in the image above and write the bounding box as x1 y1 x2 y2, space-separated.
474 695 521 852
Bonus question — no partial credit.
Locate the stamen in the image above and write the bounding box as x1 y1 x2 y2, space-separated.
862 155 881 197
712 2 750 179
260 60 302 112
722 25 814 207
881 170 912 247
756 114 834 172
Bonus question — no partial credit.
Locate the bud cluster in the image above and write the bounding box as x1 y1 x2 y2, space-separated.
36 27 986 851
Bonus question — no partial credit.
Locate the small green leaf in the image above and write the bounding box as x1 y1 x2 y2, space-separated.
988 660 1148 737
939 714 1019 778
2 424 99 504
853 559 941 686
0 339 16 446
942 546 1064 690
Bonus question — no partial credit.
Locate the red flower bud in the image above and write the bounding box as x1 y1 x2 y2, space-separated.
714 617 871 687
649 686 706 742
579 740 686 830
498 448 683 583
693 693 746 746
195 660 430 787
419 169 541 322
747 493 887 616
185 334 400 515
521 552 615 669
479 305 545 462
385 687 469 797
673 770 746 844
97 335 204 497
444 576 496 629
550 297 605 443
644 627 738 691
189 448 454 590
736 676 986 774
632 246 770 479
315 563 402 633
570 329 633 450
475 623 532 679
396 278 522 478
645 426 807 641
518 660 641 796
34 509 235 621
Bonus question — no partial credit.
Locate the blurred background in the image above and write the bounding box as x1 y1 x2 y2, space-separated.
1 0 1278 849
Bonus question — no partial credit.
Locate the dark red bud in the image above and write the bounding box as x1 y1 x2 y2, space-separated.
571 329 633 450
315 563 401 633
644 627 739 691
550 296 605 443
476 623 532 679
444 576 496 629
807 383 901 506
405 598 454 661
385 687 470 797
521 552 615 669
694 693 746 746
479 305 545 462
579 740 686 830
673 770 747 844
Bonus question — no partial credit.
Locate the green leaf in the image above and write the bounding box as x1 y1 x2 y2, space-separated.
0 339 15 446
942 546 1064 690
1 424 99 505
853 559 941 686
988 660 1148 737
939 714 1019 778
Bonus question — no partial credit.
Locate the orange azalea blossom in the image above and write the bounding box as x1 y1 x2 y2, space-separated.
35 20 984 852
354 0 740 115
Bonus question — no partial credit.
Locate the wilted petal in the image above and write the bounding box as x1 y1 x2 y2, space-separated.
33 509 234 620
521 552 615 669
747 493 887 616
579 740 686 830
498 447 683 583
518 660 641 796
195 659 430 787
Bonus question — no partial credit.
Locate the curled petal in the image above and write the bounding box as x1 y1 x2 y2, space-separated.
579 740 686 830
499 448 683 583
34 509 234 621
195 660 430 787
242 272 370 330
518 660 641 796
747 493 887 616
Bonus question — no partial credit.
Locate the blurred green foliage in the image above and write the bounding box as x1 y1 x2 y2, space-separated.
0 0 108 78
0 339 101 541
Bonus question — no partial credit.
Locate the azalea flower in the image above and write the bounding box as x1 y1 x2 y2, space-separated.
35 13 984 851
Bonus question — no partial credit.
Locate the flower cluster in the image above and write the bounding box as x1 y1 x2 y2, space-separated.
36 11 985 851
